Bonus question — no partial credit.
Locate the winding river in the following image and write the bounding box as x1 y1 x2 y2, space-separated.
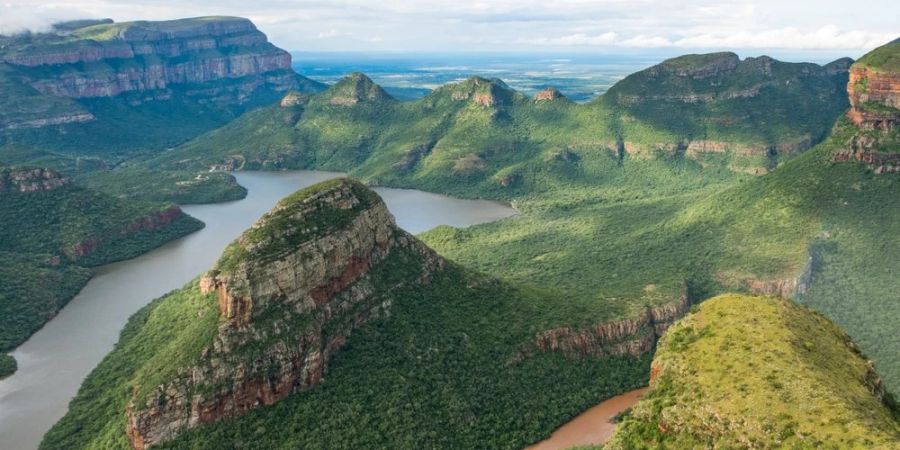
526 388 648 450
0 171 516 450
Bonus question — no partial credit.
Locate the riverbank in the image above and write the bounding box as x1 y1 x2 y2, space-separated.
0 171 515 450
526 388 648 450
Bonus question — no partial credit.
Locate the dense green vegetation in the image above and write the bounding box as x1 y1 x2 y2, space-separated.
608 294 900 449
0 251 92 354
0 353 16 379
0 147 247 204
81 168 247 204
42 260 650 450
38 43 900 449
0 167 204 375
153 54 849 181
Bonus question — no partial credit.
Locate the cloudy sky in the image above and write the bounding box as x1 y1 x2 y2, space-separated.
0 1 896 56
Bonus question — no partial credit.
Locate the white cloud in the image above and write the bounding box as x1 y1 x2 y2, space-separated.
523 25 895 50
0 3 92 34
0 0 895 55
316 28 338 39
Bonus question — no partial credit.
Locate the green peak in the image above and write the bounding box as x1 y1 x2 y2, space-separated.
824 56 854 73
323 72 393 105
659 52 740 73
214 178 384 271
609 294 900 449
430 76 519 106
856 39 900 72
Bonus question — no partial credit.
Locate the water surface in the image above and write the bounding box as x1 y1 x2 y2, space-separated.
0 171 515 450
526 388 648 450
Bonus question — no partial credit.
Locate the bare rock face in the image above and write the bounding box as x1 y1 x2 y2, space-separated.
0 167 70 192
1 17 306 104
279 91 305 107
847 65 900 131
124 179 444 449
514 285 690 362
534 87 564 102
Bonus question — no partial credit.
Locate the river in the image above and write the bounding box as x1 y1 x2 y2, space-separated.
526 388 648 450
0 171 516 450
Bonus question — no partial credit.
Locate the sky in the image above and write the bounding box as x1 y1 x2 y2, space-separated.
0 1 896 57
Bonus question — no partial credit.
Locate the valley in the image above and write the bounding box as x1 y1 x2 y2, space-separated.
0 170 515 450
0 13 898 450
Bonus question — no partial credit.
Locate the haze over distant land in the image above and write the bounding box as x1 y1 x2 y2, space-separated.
0 1 895 57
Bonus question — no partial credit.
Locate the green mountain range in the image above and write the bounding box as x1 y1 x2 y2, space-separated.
1 14 898 450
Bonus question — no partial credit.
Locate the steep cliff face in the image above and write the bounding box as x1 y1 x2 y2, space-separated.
534 87 566 102
518 286 690 361
832 38 900 171
1 17 308 102
847 39 900 131
124 179 444 449
0 17 324 150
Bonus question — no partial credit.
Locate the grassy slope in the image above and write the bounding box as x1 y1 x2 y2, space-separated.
608 294 900 449
856 39 900 72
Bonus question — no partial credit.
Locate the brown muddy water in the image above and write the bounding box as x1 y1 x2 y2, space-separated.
526 388 648 450
0 171 516 450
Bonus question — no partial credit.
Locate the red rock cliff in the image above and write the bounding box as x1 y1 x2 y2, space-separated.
847 66 900 131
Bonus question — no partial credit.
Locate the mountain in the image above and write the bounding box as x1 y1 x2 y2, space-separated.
43 179 681 449
0 165 203 378
0 16 325 155
608 294 900 449
601 52 853 170
149 53 849 184
34 35 900 448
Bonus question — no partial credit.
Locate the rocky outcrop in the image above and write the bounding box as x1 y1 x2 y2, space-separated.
514 286 690 362
124 179 444 449
534 87 565 102
279 91 305 107
717 255 814 299
1 17 316 107
444 77 517 107
847 65 900 131
2 113 96 130
833 41 900 170
0 167 70 192
833 146 900 173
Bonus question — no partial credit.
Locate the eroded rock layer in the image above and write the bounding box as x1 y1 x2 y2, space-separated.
2 17 298 101
516 286 690 362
